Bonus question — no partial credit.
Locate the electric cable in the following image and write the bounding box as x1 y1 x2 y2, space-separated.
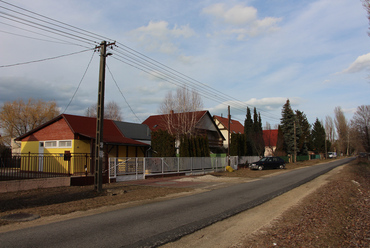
0 48 93 68
0 0 282 123
63 50 96 113
106 62 142 123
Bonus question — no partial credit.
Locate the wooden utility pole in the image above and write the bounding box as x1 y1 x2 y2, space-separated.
228 105 231 167
94 40 115 192
293 120 297 163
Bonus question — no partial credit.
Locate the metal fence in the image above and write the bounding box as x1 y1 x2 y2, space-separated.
0 153 91 181
109 156 239 181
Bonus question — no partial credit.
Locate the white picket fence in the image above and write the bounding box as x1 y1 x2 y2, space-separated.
109 156 242 182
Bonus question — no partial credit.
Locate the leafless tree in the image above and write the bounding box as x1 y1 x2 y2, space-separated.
363 0 370 35
0 98 60 145
159 87 203 138
334 106 349 155
350 105 370 152
325 116 336 145
85 101 122 121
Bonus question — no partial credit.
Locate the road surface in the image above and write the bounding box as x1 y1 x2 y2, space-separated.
0 158 354 248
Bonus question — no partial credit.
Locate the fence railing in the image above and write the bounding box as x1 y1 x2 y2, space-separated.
109 156 239 181
0 153 92 181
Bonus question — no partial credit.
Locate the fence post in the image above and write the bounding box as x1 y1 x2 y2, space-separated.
143 157 146 179
135 158 138 180
177 157 180 173
161 158 164 174
27 152 31 178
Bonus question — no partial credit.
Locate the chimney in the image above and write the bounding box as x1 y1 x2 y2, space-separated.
170 110 174 115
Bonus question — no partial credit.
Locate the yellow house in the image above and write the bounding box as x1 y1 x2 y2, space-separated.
15 114 151 175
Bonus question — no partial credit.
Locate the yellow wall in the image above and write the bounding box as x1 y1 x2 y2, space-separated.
20 139 146 174
21 141 39 154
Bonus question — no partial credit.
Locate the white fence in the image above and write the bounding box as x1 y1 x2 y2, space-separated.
109 156 240 182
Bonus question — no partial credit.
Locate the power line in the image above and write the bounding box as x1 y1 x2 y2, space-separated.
106 62 142 123
0 0 282 123
63 50 96 113
0 48 93 68
0 20 92 47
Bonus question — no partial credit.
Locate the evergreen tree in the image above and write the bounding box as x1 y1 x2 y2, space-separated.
244 107 253 156
275 125 286 156
280 99 296 155
151 130 176 157
230 133 238 156
295 110 310 155
312 118 326 154
252 108 265 156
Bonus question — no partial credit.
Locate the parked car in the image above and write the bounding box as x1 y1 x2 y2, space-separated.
358 152 368 158
328 152 337 158
249 157 286 170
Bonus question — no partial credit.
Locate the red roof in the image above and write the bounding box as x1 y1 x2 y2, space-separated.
213 115 244 134
263 129 278 147
16 114 148 146
142 111 208 133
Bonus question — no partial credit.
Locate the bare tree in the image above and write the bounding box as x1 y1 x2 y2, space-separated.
334 106 349 155
0 98 60 145
85 101 122 121
350 105 370 152
325 115 336 145
363 0 370 35
159 87 203 138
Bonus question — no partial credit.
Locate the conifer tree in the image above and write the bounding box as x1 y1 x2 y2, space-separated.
312 118 326 154
280 99 296 155
244 107 253 155
296 110 311 155
275 125 286 156
151 130 176 157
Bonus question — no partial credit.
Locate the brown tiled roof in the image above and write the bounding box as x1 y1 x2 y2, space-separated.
213 115 244 134
263 129 278 147
142 110 208 133
16 114 148 146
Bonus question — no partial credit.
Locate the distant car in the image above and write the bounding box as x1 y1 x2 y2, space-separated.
359 152 368 158
249 157 286 170
328 152 337 158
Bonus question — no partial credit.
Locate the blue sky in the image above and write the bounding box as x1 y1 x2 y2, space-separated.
0 0 369 128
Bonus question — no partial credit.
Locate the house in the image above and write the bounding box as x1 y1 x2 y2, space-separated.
213 115 244 148
15 114 150 174
142 110 225 154
263 129 278 156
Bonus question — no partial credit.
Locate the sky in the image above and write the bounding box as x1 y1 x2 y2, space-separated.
0 0 369 128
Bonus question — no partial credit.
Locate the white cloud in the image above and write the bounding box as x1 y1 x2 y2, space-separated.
341 53 370 74
203 4 257 25
129 21 195 55
203 3 282 39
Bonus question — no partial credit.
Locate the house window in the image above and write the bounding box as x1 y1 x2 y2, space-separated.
59 140 72 148
44 141 57 148
44 140 72 148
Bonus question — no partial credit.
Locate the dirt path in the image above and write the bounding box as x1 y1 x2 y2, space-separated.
161 165 344 248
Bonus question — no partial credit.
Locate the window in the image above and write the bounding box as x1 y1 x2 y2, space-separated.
59 140 72 148
44 141 57 148
43 140 72 148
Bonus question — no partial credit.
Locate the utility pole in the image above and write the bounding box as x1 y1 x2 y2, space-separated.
293 120 297 163
325 131 327 159
94 40 115 193
228 105 231 167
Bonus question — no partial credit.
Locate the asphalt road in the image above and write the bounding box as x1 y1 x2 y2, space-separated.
0 158 354 248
